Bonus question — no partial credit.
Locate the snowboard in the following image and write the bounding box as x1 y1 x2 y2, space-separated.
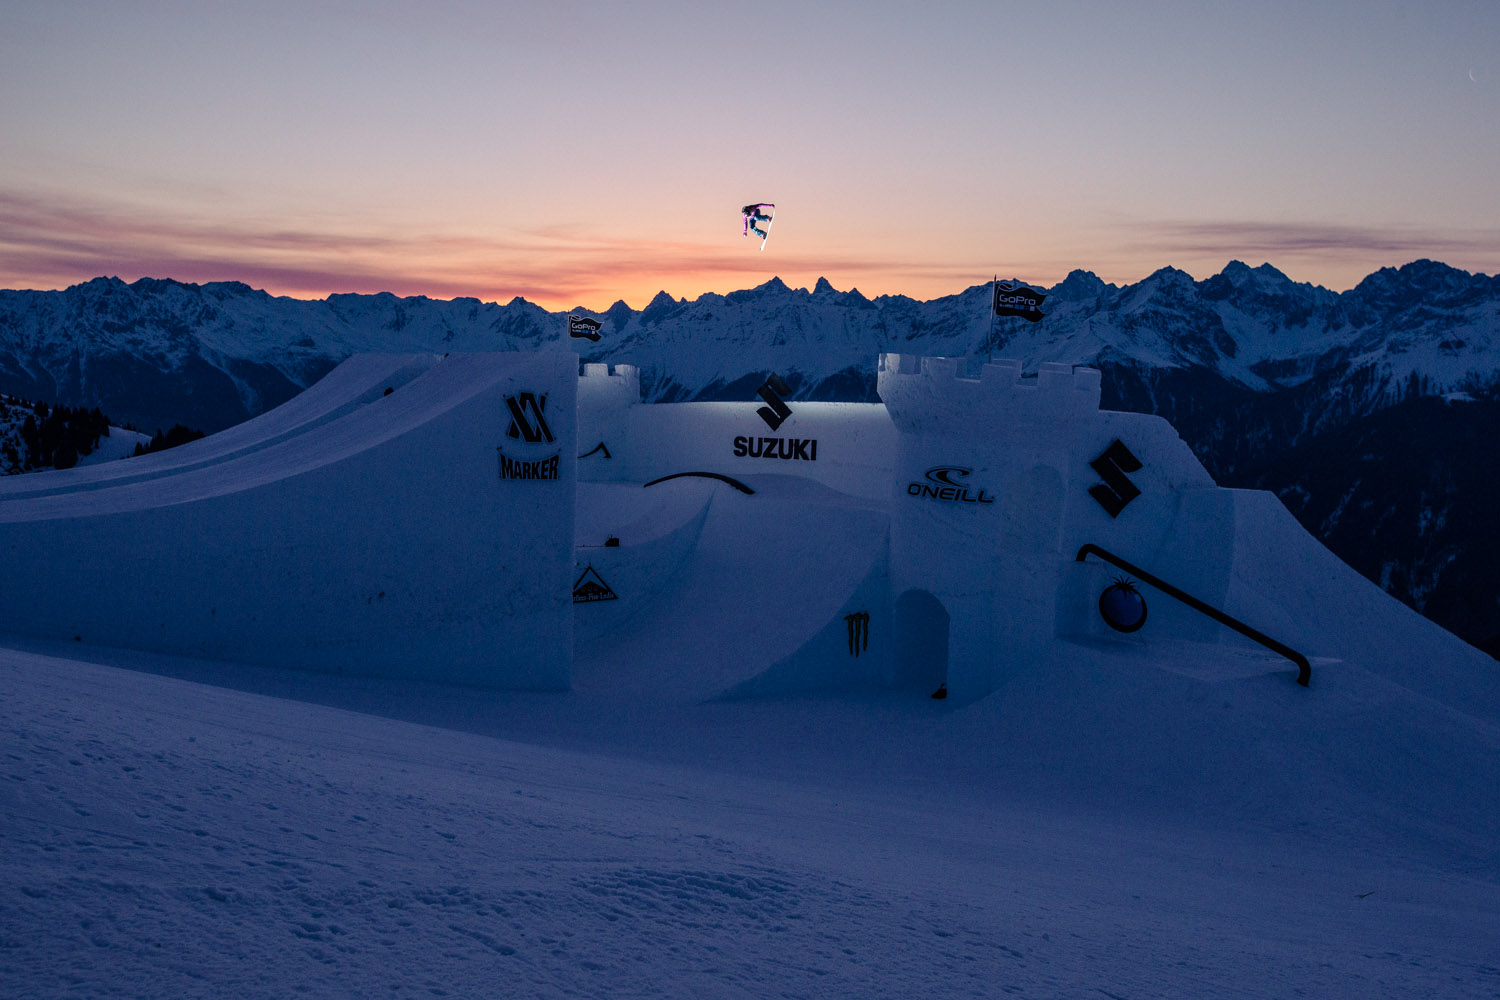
760 207 776 250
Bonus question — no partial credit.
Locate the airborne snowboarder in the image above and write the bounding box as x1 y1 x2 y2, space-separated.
741 203 775 243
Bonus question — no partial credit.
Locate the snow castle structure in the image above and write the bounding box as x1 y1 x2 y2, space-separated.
1 350 1487 704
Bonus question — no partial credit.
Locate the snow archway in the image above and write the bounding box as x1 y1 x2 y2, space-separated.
893 589 949 692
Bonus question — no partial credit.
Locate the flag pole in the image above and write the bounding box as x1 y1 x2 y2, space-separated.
987 274 997 364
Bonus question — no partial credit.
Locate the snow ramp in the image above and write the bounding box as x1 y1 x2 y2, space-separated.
0 352 576 689
573 474 890 701
0 353 438 499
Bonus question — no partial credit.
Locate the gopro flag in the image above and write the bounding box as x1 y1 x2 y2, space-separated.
568 315 603 341
993 280 1047 322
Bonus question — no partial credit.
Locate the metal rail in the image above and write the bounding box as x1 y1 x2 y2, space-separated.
1075 543 1311 687
642 471 755 495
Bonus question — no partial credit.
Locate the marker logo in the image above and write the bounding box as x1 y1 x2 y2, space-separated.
505 392 554 444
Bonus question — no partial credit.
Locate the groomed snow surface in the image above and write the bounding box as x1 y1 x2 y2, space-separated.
4 631 1497 999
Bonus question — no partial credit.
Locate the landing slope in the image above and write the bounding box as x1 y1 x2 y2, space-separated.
2 637 1496 999
574 474 888 700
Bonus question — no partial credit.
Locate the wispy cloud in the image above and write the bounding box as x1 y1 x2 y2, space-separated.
1116 219 1500 285
0 189 977 309
15 189 1483 307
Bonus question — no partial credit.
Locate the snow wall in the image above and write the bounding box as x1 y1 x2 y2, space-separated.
575 356 1241 701
2 350 1489 706
0 352 576 689
577 354 1491 706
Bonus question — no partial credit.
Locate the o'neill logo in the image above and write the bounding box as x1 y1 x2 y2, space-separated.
505 392 554 444
907 466 995 504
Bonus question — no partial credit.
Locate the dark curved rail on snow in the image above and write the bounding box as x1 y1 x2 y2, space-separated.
642 471 756 495
1075 543 1311 687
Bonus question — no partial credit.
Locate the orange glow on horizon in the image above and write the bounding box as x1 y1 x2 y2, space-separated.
4 188 1498 311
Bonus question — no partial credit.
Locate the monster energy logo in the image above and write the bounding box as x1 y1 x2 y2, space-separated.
845 611 869 657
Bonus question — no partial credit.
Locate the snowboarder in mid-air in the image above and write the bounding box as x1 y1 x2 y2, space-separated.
741 203 775 240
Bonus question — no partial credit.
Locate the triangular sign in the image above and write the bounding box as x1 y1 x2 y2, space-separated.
572 564 618 603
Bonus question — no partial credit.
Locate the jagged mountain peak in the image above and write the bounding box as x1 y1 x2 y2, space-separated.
5 260 1499 428
723 276 792 307
1217 260 1294 287
67 276 128 292
1144 265 1196 285
1344 260 1500 322
204 281 263 299
1051 269 1110 299
129 276 200 295
1352 259 1500 300
639 290 685 327
1197 262 1333 324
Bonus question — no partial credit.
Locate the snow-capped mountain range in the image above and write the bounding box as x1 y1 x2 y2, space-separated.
1 260 1497 651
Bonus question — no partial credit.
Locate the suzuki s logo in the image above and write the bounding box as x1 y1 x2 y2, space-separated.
755 374 793 431
505 392 554 444
1087 439 1142 518
907 466 995 504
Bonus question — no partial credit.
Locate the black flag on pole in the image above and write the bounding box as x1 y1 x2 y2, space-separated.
568 315 603 341
993 280 1047 322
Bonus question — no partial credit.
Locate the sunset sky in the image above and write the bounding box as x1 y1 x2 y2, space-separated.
2 0 1497 311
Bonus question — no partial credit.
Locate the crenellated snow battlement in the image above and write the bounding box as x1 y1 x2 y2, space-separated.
578 361 641 404
876 354 1101 431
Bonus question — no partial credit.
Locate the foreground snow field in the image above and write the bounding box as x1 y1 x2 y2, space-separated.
3 638 1496 999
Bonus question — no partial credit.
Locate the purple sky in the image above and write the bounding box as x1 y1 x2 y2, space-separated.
2 0 1497 309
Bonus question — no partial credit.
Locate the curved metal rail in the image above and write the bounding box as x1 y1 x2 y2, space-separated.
1075 543 1311 687
642 471 755 495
